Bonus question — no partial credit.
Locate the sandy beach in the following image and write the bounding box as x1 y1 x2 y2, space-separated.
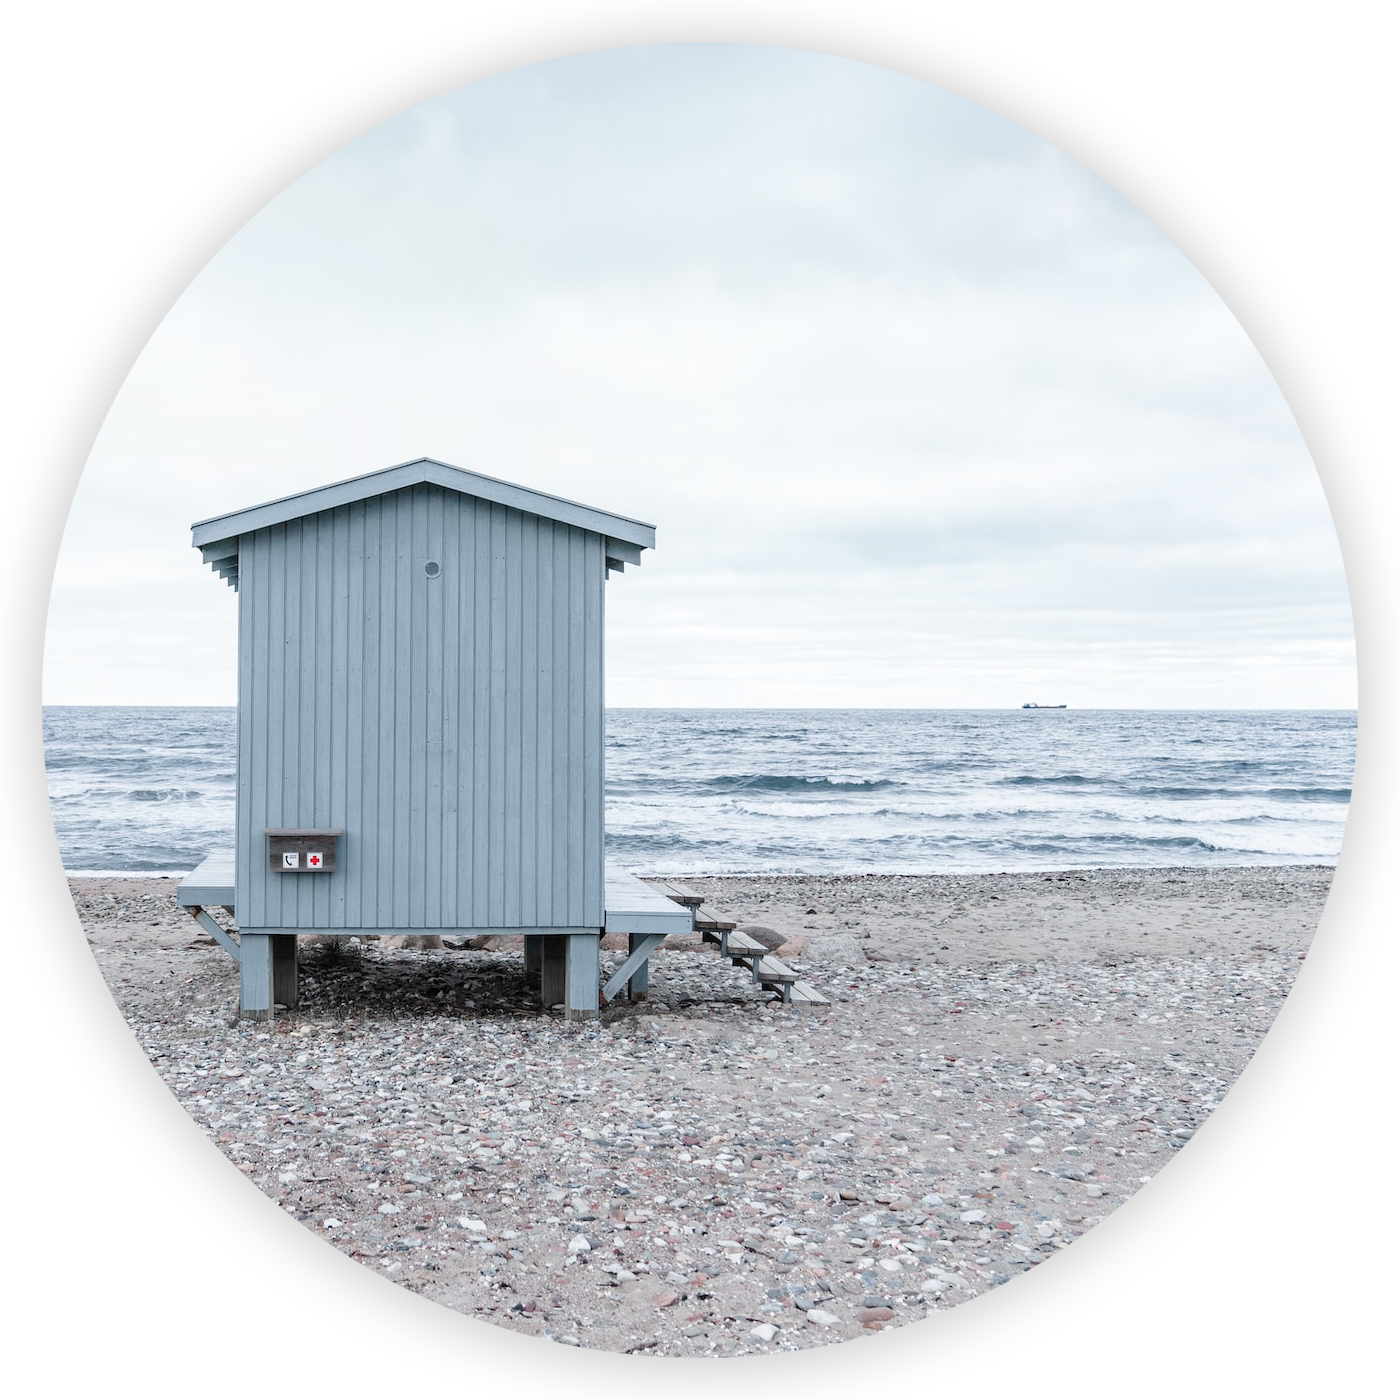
71 865 1329 1356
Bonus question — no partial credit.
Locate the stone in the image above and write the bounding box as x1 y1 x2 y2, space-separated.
856 1307 895 1326
801 935 865 968
568 1234 592 1254
806 1309 840 1326
749 1323 779 1342
653 1290 680 1308
738 925 787 951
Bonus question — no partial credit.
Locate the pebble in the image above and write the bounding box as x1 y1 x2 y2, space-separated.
70 869 1317 1360
857 1307 895 1326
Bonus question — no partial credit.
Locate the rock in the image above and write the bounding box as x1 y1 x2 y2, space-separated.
652 1290 680 1308
568 1234 591 1253
749 1322 779 1342
377 1202 401 1215
801 935 865 968
856 1307 895 1326
737 925 787 951
805 1308 840 1326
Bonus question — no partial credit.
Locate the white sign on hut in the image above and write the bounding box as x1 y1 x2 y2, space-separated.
177 457 692 1019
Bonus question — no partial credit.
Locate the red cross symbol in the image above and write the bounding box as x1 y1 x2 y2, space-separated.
306 852 323 868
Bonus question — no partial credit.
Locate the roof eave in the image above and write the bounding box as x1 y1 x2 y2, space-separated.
190 457 657 552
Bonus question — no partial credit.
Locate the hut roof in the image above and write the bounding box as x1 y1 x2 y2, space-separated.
191 456 656 589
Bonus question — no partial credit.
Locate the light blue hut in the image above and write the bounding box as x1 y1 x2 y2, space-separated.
177 457 692 1020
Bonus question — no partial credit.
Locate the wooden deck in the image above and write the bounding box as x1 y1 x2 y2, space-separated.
603 862 696 935
172 851 825 1011
177 850 235 908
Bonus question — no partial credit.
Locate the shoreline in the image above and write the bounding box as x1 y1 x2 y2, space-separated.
67 862 1333 970
65 860 1340 877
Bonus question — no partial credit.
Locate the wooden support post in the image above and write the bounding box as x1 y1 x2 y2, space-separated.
541 937 566 1008
601 933 663 1003
628 932 650 1001
524 935 542 976
239 933 274 1021
189 906 240 962
565 932 600 1021
272 934 299 1009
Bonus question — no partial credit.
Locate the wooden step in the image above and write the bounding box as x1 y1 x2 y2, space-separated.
752 956 798 985
656 880 705 909
724 929 766 952
694 906 829 1009
692 905 737 932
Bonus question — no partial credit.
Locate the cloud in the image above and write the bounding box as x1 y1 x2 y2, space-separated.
44 44 1352 708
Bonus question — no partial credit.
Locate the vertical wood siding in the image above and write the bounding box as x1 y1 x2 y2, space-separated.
235 484 606 929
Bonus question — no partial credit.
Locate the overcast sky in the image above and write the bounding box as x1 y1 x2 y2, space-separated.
43 43 1354 709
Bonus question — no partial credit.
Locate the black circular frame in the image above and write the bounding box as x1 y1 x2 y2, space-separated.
49 40 1349 1355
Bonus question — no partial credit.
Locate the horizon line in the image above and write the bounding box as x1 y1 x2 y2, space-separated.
40 702 1361 713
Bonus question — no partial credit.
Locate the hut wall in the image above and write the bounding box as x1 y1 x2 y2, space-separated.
232 482 605 930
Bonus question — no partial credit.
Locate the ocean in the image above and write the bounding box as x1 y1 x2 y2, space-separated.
42 707 1354 876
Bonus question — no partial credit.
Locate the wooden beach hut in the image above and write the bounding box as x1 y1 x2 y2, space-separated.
176 457 692 1020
